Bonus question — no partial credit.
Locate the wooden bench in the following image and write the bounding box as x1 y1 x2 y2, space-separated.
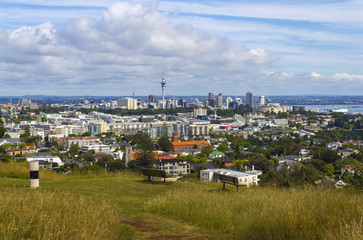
217 174 245 192
141 168 167 182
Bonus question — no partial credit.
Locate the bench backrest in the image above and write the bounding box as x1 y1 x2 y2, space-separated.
141 168 167 178
218 174 239 186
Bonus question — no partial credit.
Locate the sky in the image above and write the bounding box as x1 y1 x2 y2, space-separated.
0 0 363 96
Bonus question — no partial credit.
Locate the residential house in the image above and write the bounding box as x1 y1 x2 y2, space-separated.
208 151 225 159
335 180 346 189
27 156 64 168
51 136 97 150
338 148 359 158
156 159 190 175
200 169 261 187
180 148 201 156
81 144 111 153
213 155 234 168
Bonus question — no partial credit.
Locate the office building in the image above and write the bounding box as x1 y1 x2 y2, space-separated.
217 93 223 108
117 98 137 109
246 91 253 108
226 97 233 108
148 94 156 103
208 92 215 107
259 96 265 106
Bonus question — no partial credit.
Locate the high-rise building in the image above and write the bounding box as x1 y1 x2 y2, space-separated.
217 93 223 108
226 97 233 108
236 98 243 106
178 99 186 108
18 98 32 106
246 91 253 108
117 98 137 109
149 94 156 103
193 108 207 117
208 92 215 107
259 96 265 106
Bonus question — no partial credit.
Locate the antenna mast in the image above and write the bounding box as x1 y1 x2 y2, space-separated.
161 66 166 102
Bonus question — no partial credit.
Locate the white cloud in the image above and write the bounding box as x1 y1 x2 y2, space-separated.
0 1 277 95
159 1 363 24
311 72 321 78
0 1 362 96
332 73 363 82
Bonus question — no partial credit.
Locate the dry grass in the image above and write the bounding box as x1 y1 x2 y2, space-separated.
1 161 362 239
0 161 70 181
0 188 135 240
0 161 140 181
145 186 363 240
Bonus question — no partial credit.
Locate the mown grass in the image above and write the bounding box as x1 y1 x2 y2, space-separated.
145 186 363 240
0 161 362 239
0 188 135 240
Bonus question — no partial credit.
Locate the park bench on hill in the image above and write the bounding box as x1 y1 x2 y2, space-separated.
217 174 245 192
141 168 167 182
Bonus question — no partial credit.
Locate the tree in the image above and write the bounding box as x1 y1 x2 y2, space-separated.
201 145 213 156
191 153 208 164
131 132 155 170
38 149 51 153
0 154 12 162
342 169 352 182
116 136 123 143
135 132 155 152
277 112 288 118
106 160 125 172
313 148 340 163
69 144 80 157
249 154 273 173
79 150 95 162
130 153 155 169
98 155 114 162
217 143 230 153
97 155 118 171
234 159 249 171
350 165 363 190
322 163 335 176
233 144 243 160
3 133 10 138
158 123 171 152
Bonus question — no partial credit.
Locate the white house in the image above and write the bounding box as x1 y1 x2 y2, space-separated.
200 169 262 187
335 180 346 189
326 141 342 150
81 144 111 153
27 156 64 167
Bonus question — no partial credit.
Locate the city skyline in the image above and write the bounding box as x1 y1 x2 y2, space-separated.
0 0 363 96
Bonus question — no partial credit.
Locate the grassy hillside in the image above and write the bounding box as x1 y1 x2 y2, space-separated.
0 161 362 240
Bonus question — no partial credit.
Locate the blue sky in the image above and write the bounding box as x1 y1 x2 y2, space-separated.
0 0 362 96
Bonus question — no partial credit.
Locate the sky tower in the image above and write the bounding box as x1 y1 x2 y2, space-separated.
161 68 166 101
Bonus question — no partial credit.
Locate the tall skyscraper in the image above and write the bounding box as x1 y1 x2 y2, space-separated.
236 97 242 106
217 93 223 107
246 91 253 108
259 96 265 106
208 92 215 107
149 94 156 103
226 97 233 108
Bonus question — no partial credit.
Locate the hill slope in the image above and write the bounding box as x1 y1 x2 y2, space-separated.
0 161 362 239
